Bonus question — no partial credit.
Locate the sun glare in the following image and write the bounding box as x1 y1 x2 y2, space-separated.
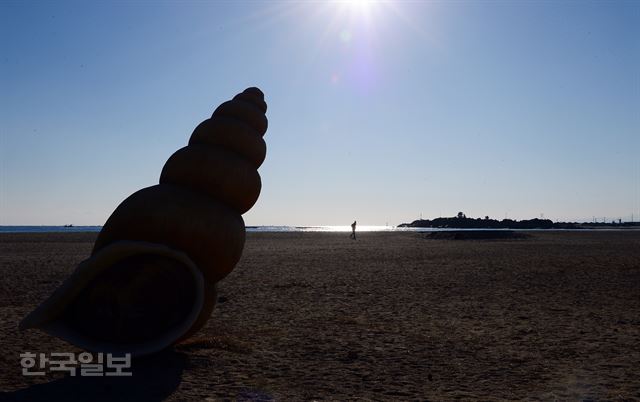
340 0 373 11
289 0 428 90
336 0 378 19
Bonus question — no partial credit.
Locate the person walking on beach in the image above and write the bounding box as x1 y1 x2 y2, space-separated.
350 220 357 240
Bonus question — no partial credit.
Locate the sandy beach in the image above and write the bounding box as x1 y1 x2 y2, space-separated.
1 231 639 400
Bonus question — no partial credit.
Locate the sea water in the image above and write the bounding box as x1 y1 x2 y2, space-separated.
1 225 635 233
0 225 396 233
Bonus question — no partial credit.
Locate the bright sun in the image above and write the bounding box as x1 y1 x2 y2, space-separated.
337 0 378 15
334 0 386 25
341 0 372 9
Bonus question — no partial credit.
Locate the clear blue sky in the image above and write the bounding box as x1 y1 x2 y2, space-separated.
1 0 639 225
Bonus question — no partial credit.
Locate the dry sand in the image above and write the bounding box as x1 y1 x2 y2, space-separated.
0 231 639 400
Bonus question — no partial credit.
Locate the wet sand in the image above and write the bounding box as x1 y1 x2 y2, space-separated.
1 231 639 400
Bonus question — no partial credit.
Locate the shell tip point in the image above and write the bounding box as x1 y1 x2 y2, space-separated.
243 87 264 99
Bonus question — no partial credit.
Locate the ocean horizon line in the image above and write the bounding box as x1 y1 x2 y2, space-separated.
1 225 639 234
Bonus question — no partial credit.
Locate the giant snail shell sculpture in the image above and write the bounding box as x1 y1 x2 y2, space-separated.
20 87 268 356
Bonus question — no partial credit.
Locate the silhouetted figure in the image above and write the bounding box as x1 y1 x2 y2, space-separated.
350 220 357 240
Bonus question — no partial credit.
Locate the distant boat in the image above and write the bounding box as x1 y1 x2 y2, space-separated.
63 224 74 228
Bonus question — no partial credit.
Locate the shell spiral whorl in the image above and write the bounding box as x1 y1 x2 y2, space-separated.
19 87 268 356
93 87 267 284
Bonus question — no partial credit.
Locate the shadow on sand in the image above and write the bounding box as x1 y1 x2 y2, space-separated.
0 349 187 402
